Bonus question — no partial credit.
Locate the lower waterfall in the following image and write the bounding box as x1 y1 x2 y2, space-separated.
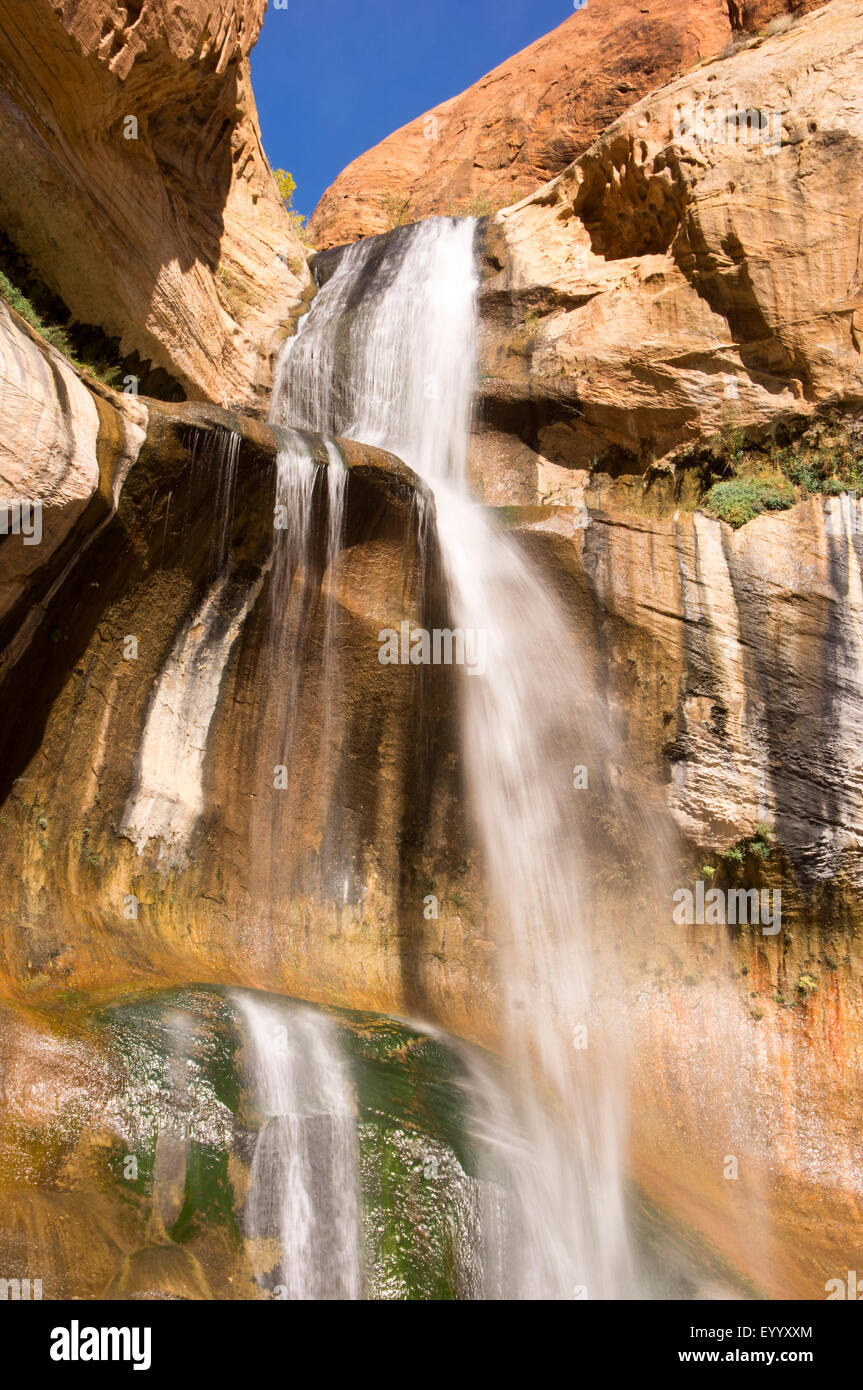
234 992 363 1300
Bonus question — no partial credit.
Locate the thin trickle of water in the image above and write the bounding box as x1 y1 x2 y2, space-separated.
269 427 319 631
184 424 241 573
271 216 635 1296
266 427 321 783
213 430 240 572
263 428 350 814
233 992 362 1300
323 437 348 577
321 437 348 751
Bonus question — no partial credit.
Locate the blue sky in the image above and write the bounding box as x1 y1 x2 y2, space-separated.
251 0 579 220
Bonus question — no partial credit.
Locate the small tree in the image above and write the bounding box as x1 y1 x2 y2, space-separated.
273 169 296 205
273 168 308 240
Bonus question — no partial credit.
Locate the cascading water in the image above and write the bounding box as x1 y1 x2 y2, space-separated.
233 992 362 1300
321 437 348 746
270 217 634 1297
267 428 348 759
271 220 476 480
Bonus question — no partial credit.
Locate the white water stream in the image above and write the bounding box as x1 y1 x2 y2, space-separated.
270 217 631 1298
234 991 362 1300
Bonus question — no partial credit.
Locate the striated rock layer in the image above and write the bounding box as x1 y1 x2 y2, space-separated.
307 0 820 249
0 0 311 406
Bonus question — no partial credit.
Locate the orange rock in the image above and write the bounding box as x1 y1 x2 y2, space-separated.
308 0 818 250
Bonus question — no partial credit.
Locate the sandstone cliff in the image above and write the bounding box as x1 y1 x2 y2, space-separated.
307 0 820 249
0 0 311 406
474 0 863 500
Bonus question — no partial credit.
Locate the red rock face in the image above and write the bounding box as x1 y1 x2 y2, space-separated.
307 0 826 250
45 0 266 75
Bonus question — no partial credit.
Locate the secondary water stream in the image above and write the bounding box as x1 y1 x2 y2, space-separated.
234 991 362 1300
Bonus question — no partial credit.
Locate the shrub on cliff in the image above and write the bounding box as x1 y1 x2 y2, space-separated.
773 429 863 498
379 192 413 229
0 268 120 387
704 476 795 528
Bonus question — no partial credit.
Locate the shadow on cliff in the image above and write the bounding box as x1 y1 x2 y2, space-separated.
0 0 250 399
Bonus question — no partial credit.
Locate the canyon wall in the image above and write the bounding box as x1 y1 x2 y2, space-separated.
0 0 311 406
473 0 863 501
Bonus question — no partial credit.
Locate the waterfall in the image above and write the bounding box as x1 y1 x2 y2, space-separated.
233 992 362 1300
271 216 632 1297
321 437 348 755
271 219 476 481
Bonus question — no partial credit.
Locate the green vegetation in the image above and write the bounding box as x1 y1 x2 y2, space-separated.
273 168 297 205
796 974 818 997
0 231 182 398
720 844 744 867
446 191 496 219
379 191 414 230
215 263 262 317
704 475 795 528
747 823 773 860
377 187 508 233
761 13 795 38
0 267 122 387
776 440 863 498
719 823 773 867
696 412 863 529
